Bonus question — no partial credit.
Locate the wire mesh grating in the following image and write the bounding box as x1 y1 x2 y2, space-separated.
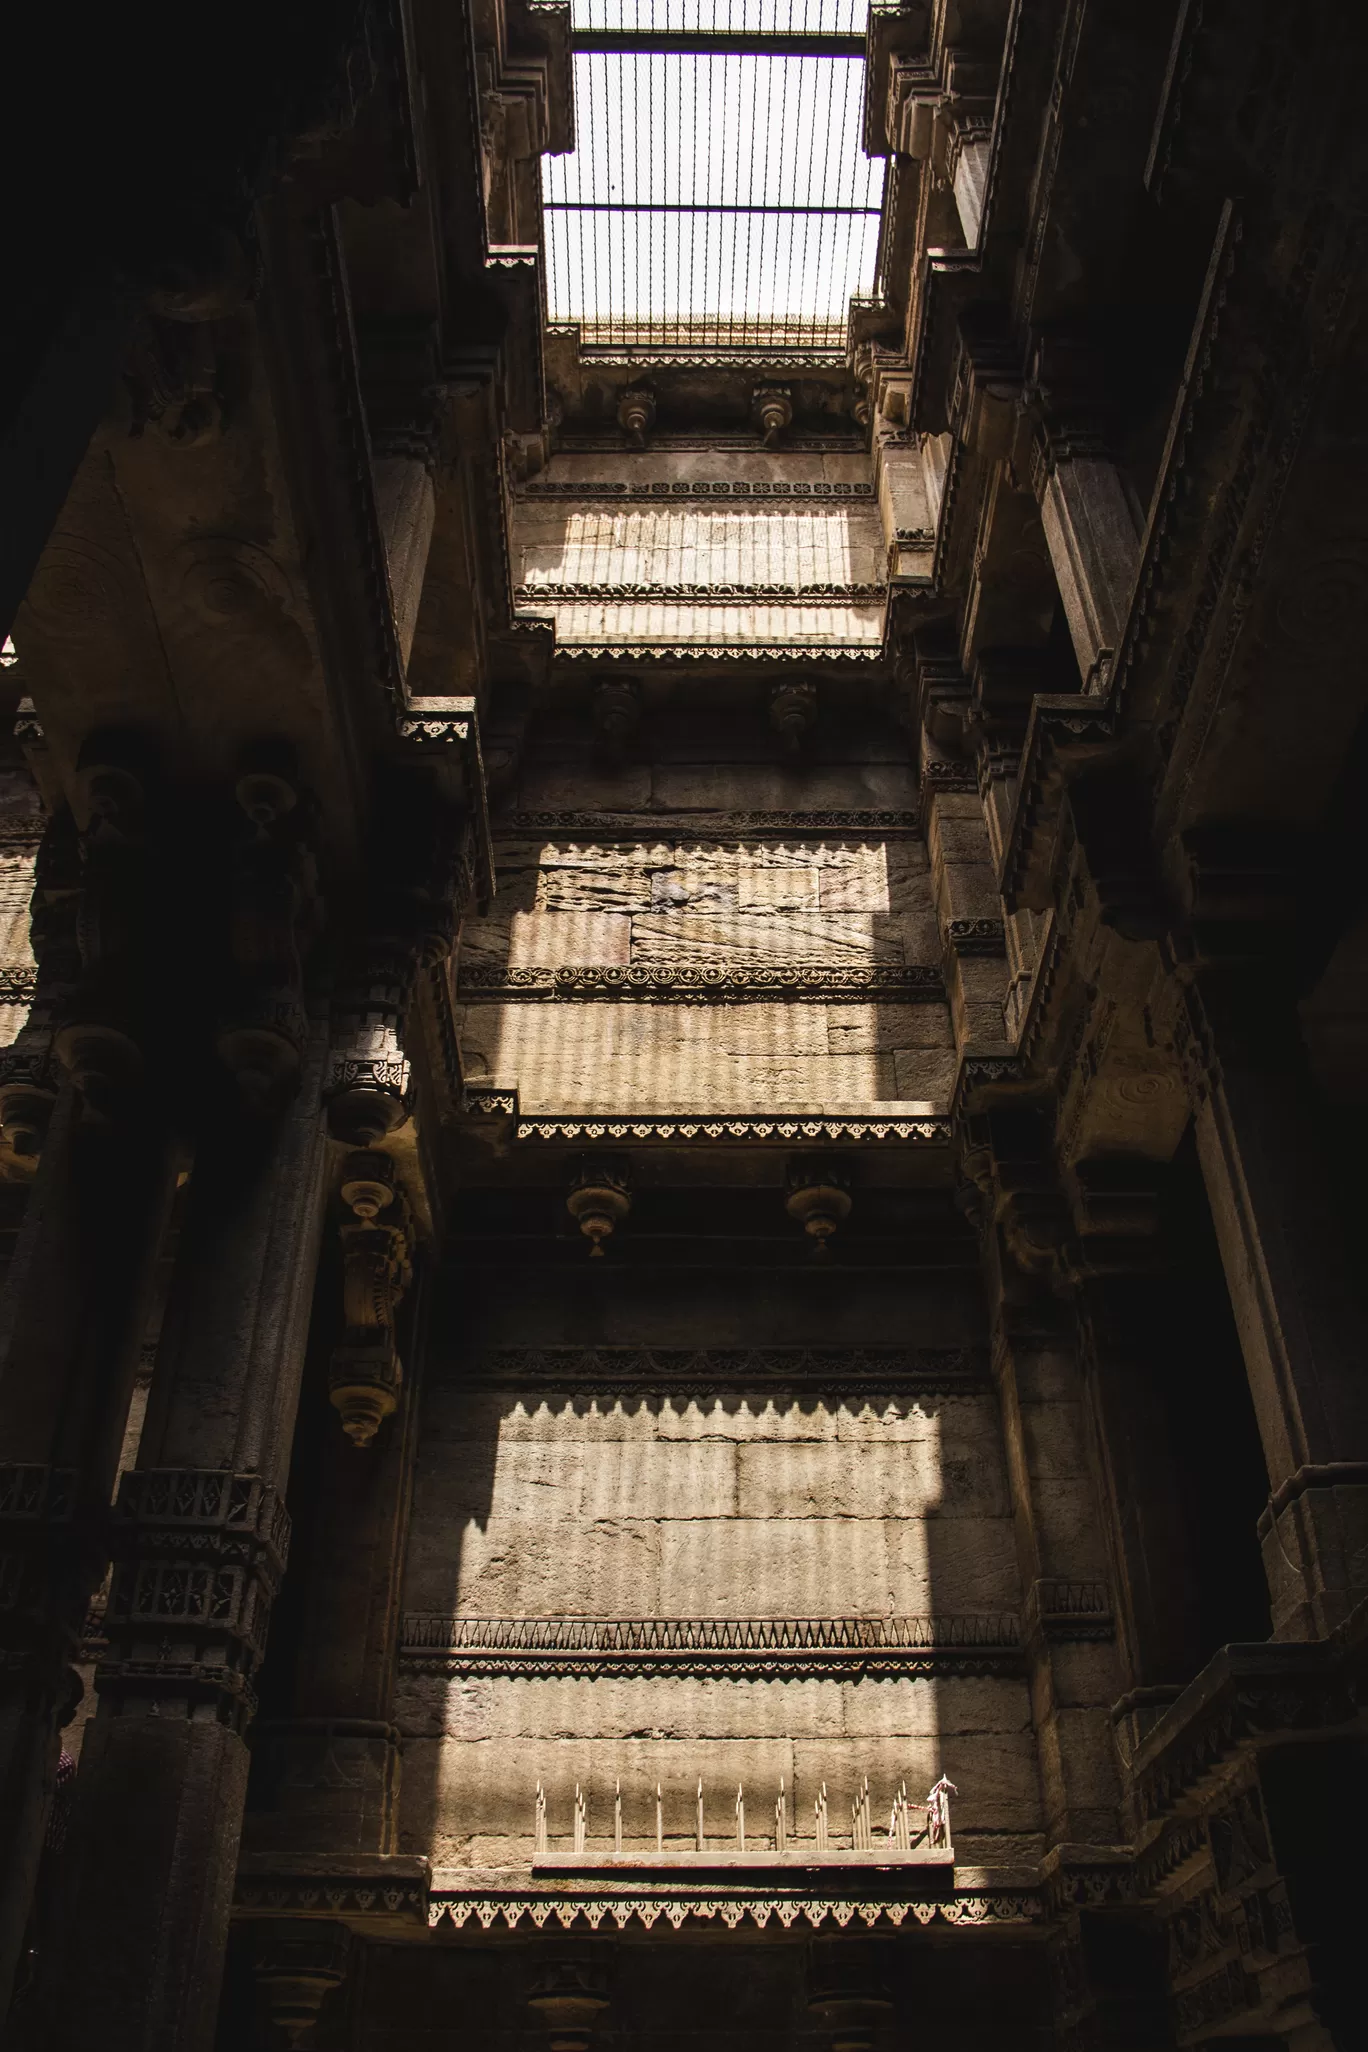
542 0 884 357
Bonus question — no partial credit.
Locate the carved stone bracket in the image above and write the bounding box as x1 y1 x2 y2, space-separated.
328 1152 413 1445
216 748 322 1112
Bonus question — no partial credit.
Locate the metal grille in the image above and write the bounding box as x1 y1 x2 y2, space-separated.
543 0 883 358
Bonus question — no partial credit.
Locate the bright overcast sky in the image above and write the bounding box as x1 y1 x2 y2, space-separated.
542 0 883 350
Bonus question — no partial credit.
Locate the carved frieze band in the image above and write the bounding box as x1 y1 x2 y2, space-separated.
0 968 37 1005
457 965 944 1004
553 643 885 665
400 1612 1021 1680
506 1112 953 1143
519 480 876 501
235 1872 429 1923
494 811 920 840
428 1891 1042 1932
449 1344 989 1397
517 584 886 604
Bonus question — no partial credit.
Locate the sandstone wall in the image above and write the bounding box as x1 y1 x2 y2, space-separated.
456 830 957 1113
395 1268 1042 1877
508 450 887 651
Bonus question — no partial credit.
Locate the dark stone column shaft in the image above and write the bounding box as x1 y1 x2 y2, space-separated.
1182 969 1368 1637
50 1027 331 2052
0 1078 175 2021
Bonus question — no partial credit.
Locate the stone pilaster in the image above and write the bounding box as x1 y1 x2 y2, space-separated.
49 1030 332 2052
979 1233 1125 1852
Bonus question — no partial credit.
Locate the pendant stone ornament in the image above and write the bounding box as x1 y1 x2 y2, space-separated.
785 1157 853 1256
567 1157 632 1256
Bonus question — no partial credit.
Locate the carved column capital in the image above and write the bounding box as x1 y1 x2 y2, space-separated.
98 1469 291 1729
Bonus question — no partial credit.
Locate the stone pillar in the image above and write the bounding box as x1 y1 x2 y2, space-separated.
50 1030 333 2052
372 446 437 673
1170 828 1368 1640
0 792 177 2022
1075 1272 1203 1697
1180 978 1368 1638
0 1091 175 2019
959 1186 1125 1850
993 1303 1126 1847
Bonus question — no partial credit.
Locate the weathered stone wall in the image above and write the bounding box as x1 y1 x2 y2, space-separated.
395 1268 1042 1876
456 830 956 1113
509 450 887 651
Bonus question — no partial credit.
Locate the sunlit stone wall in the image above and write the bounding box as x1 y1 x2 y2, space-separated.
509 450 888 653
455 832 956 1114
395 1273 1045 1879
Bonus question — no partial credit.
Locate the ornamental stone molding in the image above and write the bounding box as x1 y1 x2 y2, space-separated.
426 1890 1044 1932
516 583 887 603
399 1612 1023 1681
442 1343 991 1397
457 965 945 1004
944 917 1007 957
0 968 37 1005
234 1854 431 1929
518 480 876 501
552 643 886 666
1022 1579 1115 1643
503 1113 953 1144
493 811 921 839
